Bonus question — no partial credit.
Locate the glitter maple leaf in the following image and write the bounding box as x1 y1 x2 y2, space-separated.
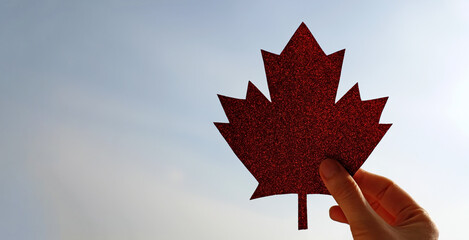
214 23 391 230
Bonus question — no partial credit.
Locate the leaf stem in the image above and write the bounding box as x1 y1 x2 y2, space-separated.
298 193 308 230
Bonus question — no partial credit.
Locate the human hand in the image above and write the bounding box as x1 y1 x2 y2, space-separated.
319 159 438 240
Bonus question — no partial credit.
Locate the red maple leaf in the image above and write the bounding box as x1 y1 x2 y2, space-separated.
214 23 391 230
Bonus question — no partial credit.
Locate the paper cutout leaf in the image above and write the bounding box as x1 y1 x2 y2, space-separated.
214 22 391 230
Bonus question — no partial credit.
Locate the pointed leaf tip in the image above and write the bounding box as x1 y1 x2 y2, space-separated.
335 83 363 107
294 22 313 36
217 95 247 123
328 49 346 59
362 96 389 122
371 96 389 108
379 123 392 132
217 94 234 104
214 122 229 131
250 183 269 199
281 22 325 57
246 81 256 98
261 49 278 58
214 122 232 138
352 83 361 100
246 81 269 103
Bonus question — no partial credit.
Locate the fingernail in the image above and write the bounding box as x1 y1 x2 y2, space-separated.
320 159 340 179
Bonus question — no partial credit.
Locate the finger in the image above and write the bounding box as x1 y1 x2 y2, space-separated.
319 159 376 225
354 169 424 224
330 196 394 225
329 205 348 224
363 192 396 225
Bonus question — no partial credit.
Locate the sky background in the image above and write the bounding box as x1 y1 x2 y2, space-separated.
1 0 469 239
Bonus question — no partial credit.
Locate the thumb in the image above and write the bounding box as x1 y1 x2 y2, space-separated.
319 159 376 226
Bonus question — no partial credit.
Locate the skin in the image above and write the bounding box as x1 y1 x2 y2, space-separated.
319 159 439 240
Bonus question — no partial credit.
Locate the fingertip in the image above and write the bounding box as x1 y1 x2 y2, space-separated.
329 205 348 224
329 205 341 215
319 158 341 180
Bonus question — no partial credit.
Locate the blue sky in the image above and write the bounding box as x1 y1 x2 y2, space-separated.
1 0 469 239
